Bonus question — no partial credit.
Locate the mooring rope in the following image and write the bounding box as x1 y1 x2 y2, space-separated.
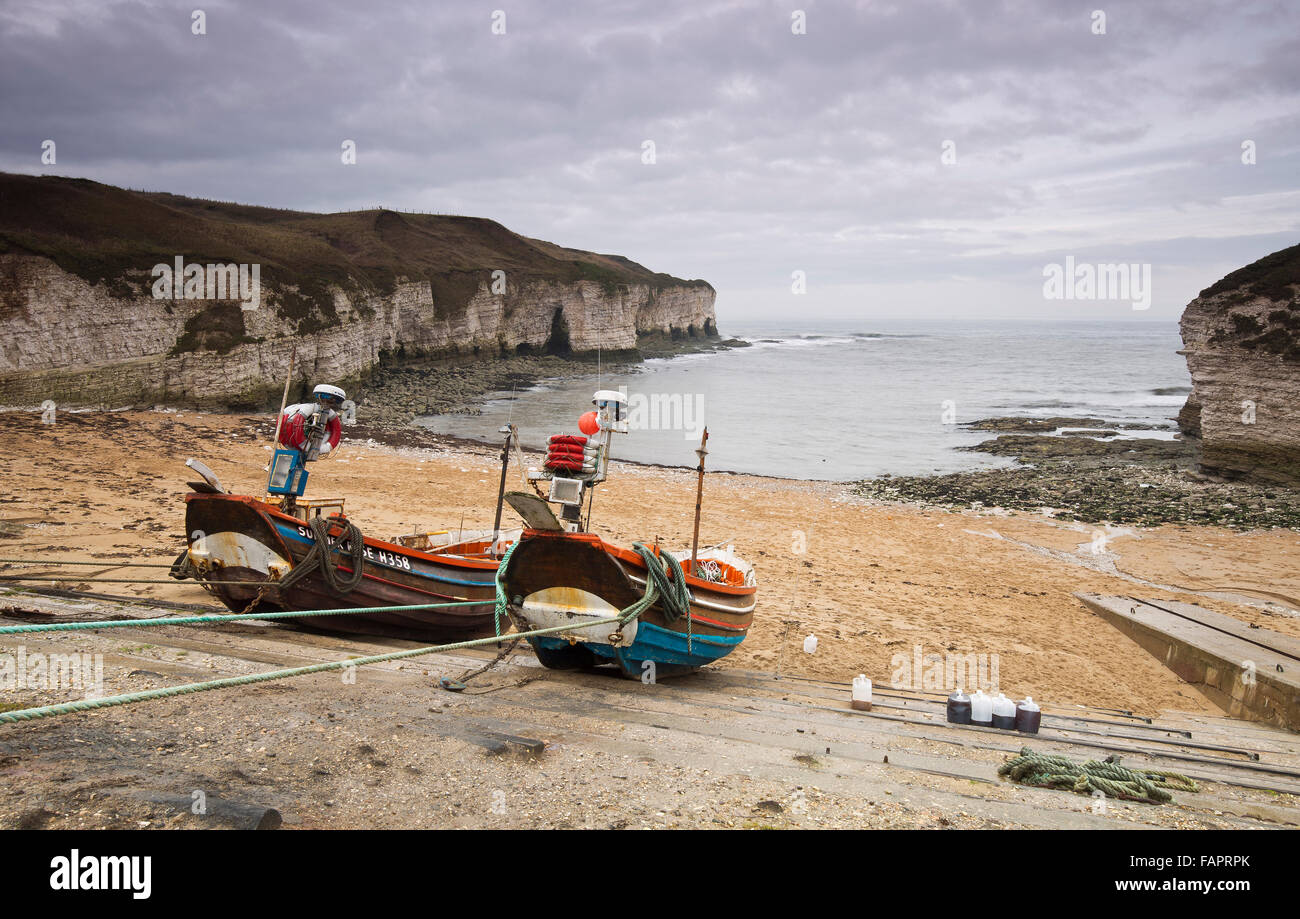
275 515 364 595
493 539 660 637
632 542 692 653
0 540 675 724
998 747 1199 804
0 617 631 726
0 558 178 568
0 599 491 635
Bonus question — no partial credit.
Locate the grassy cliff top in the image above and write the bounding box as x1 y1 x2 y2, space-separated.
1199 241 1300 303
0 172 712 304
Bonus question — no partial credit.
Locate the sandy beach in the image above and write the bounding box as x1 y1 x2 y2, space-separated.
4 408 1298 719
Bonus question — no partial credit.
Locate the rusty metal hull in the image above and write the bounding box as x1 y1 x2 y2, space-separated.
183 493 502 641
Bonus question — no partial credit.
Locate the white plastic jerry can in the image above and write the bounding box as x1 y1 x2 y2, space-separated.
851 674 872 711
970 689 993 726
803 634 818 654
991 692 1017 730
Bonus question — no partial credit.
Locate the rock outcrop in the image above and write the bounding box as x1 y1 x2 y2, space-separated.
1178 243 1300 484
0 174 716 409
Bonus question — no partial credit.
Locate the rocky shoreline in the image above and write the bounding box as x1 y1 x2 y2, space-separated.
349 333 748 427
853 417 1300 529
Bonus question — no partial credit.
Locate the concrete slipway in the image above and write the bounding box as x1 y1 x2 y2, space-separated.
0 589 1297 830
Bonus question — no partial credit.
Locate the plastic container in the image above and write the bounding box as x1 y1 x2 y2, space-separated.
991 692 1017 730
1016 697 1042 734
851 675 872 711
946 688 971 725
970 689 993 726
802 634 818 654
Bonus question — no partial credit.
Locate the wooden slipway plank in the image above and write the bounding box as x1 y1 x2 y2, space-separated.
1078 593 1300 733
1132 597 1300 662
1081 594 1300 684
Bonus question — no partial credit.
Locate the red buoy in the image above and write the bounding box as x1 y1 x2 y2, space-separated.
578 411 600 436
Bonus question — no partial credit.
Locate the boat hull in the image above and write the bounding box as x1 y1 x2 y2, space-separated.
501 530 756 677
183 493 502 641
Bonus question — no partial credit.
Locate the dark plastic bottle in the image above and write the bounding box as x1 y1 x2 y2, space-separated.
946 688 971 725
1015 697 1042 734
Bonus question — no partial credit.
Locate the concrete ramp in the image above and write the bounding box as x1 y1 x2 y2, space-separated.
1077 593 1300 732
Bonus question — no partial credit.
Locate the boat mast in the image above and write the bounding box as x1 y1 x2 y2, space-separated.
688 427 709 576
491 424 516 554
270 345 296 472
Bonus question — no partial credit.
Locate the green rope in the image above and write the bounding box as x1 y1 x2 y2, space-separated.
0 617 632 726
494 539 662 638
631 542 692 653
0 558 178 568
0 576 263 585
492 540 520 638
998 747 1199 805
0 599 491 635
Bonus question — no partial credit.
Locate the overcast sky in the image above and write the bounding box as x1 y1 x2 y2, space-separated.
2 0 1297 324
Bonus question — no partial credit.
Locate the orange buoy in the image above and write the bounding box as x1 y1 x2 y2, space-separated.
578 411 600 436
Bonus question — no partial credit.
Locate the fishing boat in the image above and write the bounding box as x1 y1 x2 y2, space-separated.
171 377 524 642
499 390 757 678
179 487 515 641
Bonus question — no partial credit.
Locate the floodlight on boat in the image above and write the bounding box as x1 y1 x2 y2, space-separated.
548 477 584 506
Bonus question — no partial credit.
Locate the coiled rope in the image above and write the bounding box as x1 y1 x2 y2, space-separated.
275 515 364 595
998 747 1199 804
631 542 692 652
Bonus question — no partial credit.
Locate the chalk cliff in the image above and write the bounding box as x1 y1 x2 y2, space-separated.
0 174 716 409
1178 242 1300 484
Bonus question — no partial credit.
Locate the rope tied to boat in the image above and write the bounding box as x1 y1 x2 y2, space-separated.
276 514 364 596
494 540 672 639
492 540 520 637
998 747 1199 804
632 542 692 653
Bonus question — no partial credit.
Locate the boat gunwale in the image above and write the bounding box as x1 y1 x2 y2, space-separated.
185 493 503 571
519 528 757 598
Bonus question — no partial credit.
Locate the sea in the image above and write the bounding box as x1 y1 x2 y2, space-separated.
412 319 1192 481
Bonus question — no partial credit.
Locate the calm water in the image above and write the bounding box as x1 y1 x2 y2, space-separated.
414 320 1191 481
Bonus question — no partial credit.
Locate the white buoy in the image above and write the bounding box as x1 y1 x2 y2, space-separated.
851 674 872 711
802 634 818 654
